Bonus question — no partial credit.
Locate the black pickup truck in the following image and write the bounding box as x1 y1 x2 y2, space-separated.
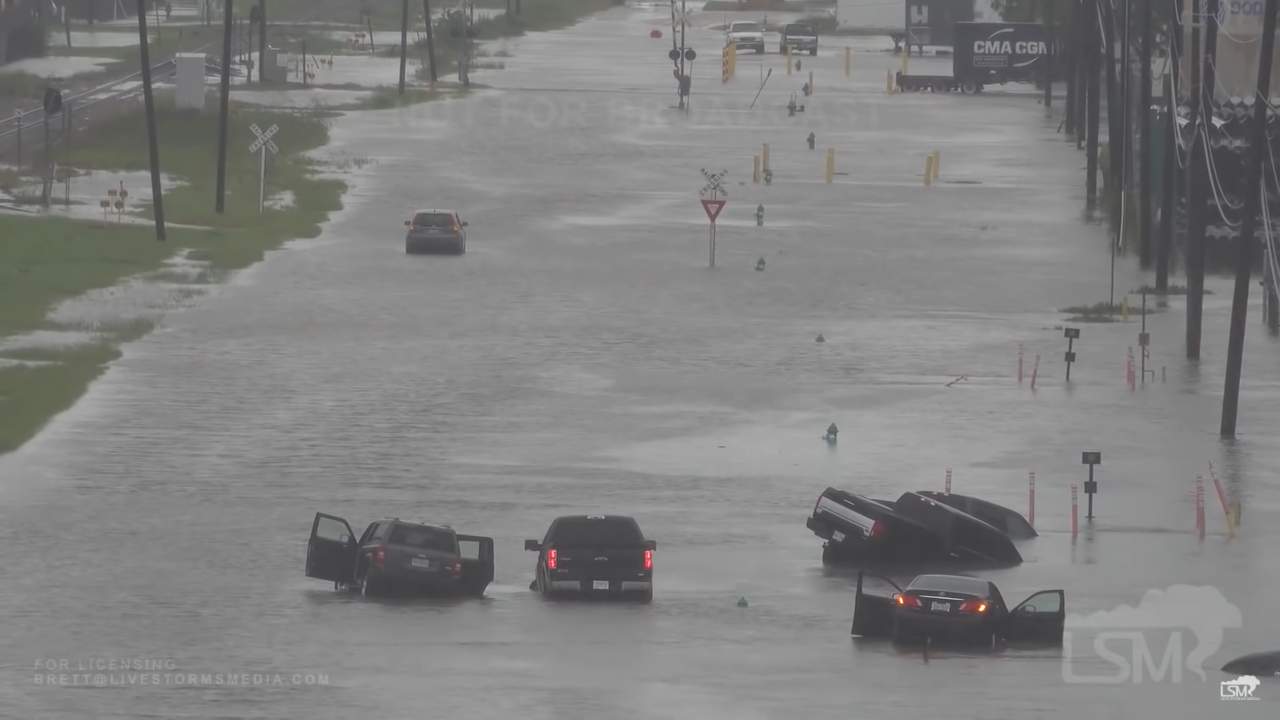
525 514 656 602
305 513 494 598
780 23 818 56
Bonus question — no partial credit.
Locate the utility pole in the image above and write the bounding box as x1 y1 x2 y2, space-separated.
1043 0 1054 111
1187 0 1219 360
135 0 166 243
422 0 437 83
1138 0 1153 267
258 0 268 84
680 0 687 111
398 0 409 94
1065 0 1077 136
1100 0 1122 232
1221 0 1278 437
1086 0 1101 213
215 0 233 213
1157 73 1174 291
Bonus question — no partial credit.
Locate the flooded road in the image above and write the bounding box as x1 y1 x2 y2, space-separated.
3 5 1279 718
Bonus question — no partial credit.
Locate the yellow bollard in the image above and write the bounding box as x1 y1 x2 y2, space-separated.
1122 297 1129 320
901 49 909 77
809 70 814 94
753 155 761 184
785 46 792 75
825 148 835 183
924 154 935 187
931 150 941 180
762 143 770 173
845 47 851 78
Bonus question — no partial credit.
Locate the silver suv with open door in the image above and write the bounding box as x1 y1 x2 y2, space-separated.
305 512 494 598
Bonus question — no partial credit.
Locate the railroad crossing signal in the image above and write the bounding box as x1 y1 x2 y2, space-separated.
249 123 281 214
699 167 728 198
248 123 280 155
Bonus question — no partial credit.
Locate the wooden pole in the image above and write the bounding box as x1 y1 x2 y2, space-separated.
136 0 166 242
215 0 233 213
1138 0 1153 268
423 0 438 83
1187 0 1219 360
1221 0 1278 437
1086 0 1100 212
1156 73 1173 291
398 0 408 94
258 0 268 84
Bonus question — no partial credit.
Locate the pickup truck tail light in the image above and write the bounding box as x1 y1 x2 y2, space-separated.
450 561 463 577
868 519 887 540
371 545 386 569
546 548 558 570
643 549 653 570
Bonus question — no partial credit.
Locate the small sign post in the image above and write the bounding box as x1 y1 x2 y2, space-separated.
1081 450 1101 520
248 122 280 214
1063 327 1080 381
699 168 728 267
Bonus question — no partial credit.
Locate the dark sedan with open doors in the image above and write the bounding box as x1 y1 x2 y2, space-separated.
851 572 1065 647
305 513 493 598
404 209 467 255
525 514 656 602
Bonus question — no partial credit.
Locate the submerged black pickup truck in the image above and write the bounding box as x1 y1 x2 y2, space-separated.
780 23 818 56
305 513 494 598
525 514 656 602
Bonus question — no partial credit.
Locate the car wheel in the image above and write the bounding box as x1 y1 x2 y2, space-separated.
960 80 979 95
756 47 764 54
535 566 550 596
640 583 653 604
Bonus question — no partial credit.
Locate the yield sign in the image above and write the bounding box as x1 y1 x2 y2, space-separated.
701 199 726 223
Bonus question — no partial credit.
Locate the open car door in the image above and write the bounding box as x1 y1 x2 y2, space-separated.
850 572 901 638
456 534 495 597
305 513 358 584
1004 589 1065 645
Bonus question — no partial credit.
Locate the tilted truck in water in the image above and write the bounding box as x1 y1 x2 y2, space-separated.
896 22 1051 94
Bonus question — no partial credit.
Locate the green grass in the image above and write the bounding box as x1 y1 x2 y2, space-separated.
0 100 344 454
0 72 53 100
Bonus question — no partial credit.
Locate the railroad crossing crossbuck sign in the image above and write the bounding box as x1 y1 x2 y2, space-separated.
249 123 281 214
249 123 280 155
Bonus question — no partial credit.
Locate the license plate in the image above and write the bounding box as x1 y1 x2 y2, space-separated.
592 580 610 591
410 558 432 569
831 530 846 542
930 601 951 613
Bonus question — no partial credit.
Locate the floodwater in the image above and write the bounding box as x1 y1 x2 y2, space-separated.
3 4 1279 718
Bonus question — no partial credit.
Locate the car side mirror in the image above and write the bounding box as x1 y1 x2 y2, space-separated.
642 540 657 551
524 540 541 552
1017 605 1037 616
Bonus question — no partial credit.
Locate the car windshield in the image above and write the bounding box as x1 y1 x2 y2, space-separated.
412 212 454 227
731 23 760 32
388 525 456 553
550 517 643 546
785 25 813 34
909 575 990 596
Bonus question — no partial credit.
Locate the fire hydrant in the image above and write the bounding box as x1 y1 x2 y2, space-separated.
806 131 815 150
755 203 765 226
